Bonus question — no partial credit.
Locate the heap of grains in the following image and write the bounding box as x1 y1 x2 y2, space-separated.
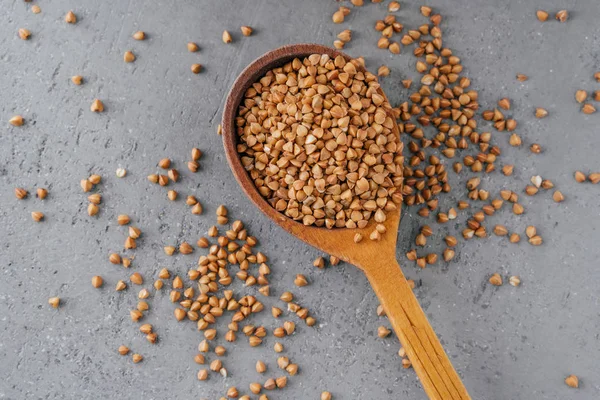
88 150 319 397
235 54 404 231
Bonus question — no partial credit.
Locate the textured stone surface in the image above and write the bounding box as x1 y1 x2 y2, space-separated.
1 0 600 399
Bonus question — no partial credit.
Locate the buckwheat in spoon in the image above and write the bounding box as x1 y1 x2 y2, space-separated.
222 43 470 400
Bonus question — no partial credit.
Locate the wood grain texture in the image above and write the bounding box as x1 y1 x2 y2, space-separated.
222 43 470 400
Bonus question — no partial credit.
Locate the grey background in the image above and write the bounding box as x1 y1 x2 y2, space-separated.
1 0 599 399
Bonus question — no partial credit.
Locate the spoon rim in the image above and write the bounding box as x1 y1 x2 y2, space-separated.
221 43 402 242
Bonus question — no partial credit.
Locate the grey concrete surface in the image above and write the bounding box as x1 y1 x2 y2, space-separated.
1 0 600 399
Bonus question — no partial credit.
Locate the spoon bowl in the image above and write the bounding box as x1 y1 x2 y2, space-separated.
222 43 470 400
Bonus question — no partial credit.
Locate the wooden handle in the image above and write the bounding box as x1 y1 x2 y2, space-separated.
362 258 471 400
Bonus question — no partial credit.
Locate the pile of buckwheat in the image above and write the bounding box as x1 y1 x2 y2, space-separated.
235 54 404 234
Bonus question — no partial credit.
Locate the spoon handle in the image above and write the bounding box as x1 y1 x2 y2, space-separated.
363 259 471 400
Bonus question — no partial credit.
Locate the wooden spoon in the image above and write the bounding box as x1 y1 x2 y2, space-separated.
222 43 471 400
